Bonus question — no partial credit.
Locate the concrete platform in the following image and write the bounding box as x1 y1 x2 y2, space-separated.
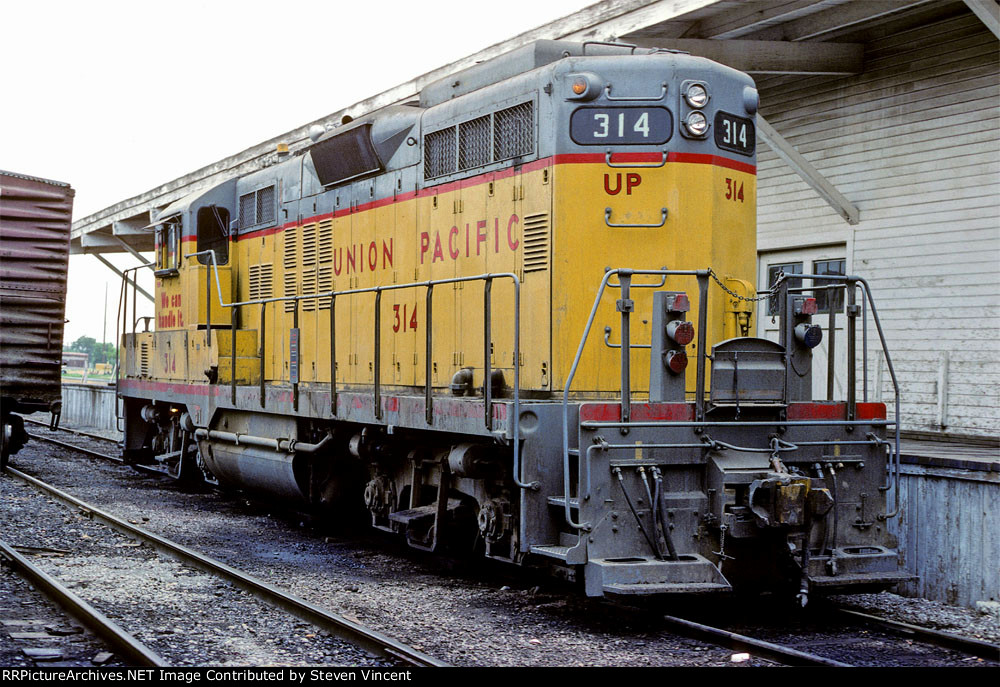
900 437 1000 473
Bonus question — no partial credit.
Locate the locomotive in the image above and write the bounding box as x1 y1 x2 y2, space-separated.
119 40 909 601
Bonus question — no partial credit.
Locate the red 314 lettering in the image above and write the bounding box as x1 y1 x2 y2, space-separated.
392 304 418 333
724 178 744 202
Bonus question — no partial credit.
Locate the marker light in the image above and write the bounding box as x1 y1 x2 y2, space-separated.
685 83 709 108
665 350 688 375
666 293 691 313
566 73 601 101
793 297 818 316
685 111 708 136
666 320 695 346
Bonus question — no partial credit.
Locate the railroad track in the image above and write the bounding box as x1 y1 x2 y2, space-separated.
0 537 166 666
658 612 851 666
14 422 997 668
2 465 448 668
23 418 119 446
650 602 1000 667
24 432 123 465
835 607 1000 662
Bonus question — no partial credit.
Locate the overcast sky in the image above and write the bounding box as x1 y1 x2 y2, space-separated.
1 0 593 346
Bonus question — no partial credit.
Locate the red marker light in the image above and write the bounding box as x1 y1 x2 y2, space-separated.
802 297 818 315
666 320 695 346
668 293 690 313
665 350 688 375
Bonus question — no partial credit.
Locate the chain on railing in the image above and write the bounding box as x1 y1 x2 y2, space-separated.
708 267 777 303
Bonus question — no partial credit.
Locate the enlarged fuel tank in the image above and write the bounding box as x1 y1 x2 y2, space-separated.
194 411 318 501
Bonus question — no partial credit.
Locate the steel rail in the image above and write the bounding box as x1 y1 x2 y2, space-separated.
4 466 448 668
0 537 167 667
661 613 853 667
25 432 123 464
837 608 1000 661
23 417 120 445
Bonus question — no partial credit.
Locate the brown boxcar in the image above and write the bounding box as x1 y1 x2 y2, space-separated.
0 170 74 466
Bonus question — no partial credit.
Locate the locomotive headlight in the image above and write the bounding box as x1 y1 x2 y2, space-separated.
685 111 709 136
684 83 709 108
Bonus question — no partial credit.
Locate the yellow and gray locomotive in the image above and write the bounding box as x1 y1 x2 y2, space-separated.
121 41 908 600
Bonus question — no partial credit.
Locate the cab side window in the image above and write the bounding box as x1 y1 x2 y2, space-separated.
197 206 230 265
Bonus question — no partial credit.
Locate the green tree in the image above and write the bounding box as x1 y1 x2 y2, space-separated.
68 336 97 358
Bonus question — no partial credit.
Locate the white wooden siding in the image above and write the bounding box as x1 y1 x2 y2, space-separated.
755 11 1000 437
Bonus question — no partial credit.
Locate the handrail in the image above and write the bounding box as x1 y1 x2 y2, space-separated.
181 249 536 496
559 267 903 533
779 272 902 519
560 268 706 531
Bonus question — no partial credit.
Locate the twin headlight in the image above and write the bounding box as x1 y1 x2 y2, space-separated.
684 83 709 108
682 82 710 138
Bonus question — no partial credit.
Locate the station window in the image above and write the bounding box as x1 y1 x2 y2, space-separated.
812 259 845 313
197 206 230 266
766 262 802 316
154 220 181 276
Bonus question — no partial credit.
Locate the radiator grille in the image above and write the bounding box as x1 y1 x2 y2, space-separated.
522 212 549 273
424 101 534 180
238 185 277 230
238 193 255 229
424 128 456 180
459 116 491 171
256 186 275 225
494 102 533 161
139 342 150 377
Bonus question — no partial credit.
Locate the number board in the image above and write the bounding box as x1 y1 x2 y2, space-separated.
714 111 755 156
570 107 672 145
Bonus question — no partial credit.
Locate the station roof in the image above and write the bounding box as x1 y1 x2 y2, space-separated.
72 0 996 256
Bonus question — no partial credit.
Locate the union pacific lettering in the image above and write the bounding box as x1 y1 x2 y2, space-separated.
333 240 394 275
420 215 520 264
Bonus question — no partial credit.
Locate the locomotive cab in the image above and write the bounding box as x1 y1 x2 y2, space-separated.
122 179 240 471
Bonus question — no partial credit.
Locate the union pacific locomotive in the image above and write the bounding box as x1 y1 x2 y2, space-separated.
119 41 909 601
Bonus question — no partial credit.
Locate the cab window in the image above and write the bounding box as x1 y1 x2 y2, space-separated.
197 206 230 265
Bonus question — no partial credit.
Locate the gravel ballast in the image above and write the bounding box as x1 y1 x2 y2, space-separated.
5 427 997 667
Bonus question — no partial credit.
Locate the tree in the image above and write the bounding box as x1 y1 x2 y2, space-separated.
67 336 97 358
64 337 118 367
